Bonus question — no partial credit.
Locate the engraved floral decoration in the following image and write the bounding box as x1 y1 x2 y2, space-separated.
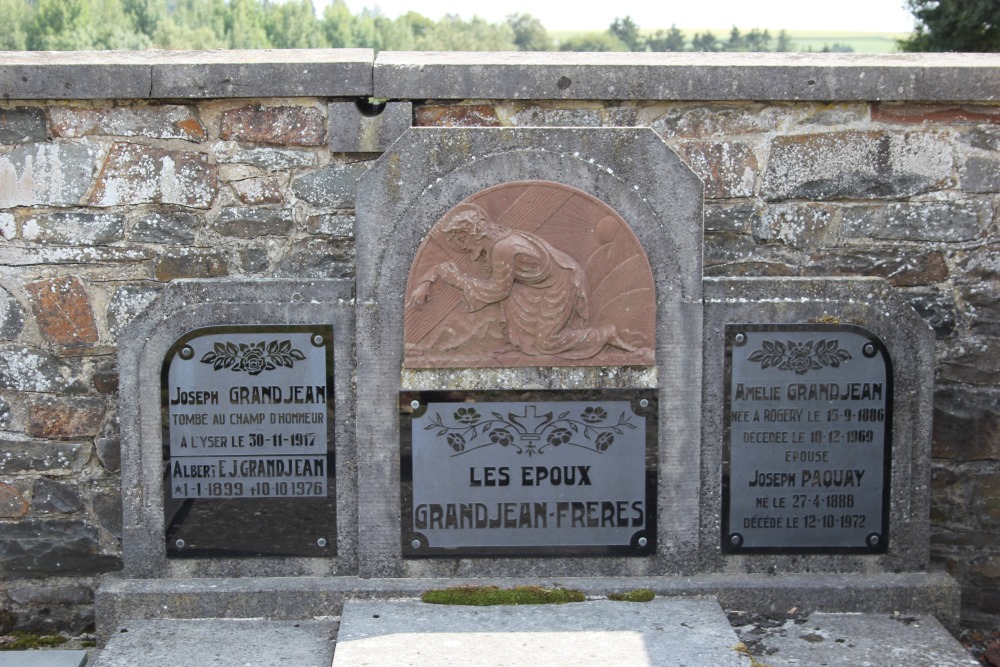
747 339 852 375
200 340 306 375
424 404 636 457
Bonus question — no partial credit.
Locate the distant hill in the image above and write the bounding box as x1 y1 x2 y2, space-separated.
550 28 909 53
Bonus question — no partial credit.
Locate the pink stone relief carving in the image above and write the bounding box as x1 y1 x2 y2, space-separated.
404 181 656 368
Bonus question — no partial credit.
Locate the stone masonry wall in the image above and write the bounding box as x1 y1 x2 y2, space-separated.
0 51 998 631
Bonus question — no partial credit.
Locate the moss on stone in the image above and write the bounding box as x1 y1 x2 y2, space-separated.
607 589 655 602
421 585 586 606
0 632 69 650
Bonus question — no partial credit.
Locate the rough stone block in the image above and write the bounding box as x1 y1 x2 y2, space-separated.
106 284 163 340
958 127 1000 152
704 203 760 233
0 143 101 208
650 103 784 139
154 249 229 281
501 102 604 127
754 203 834 248
0 482 29 518
938 339 1000 386
220 105 325 146
960 156 1000 193
0 346 89 394
275 238 353 278
27 396 105 439
0 107 48 144
962 281 1000 337
0 437 88 477
933 386 1000 461
329 100 412 152
762 131 952 201
0 211 14 239
95 437 121 473
414 103 502 127
952 243 1000 283
22 212 126 245
0 519 121 579
89 143 218 208
0 287 26 340
92 484 123 538
840 202 986 242
129 211 199 244
873 103 1000 125
50 105 205 141
215 145 317 171
677 141 757 198
6 582 94 606
25 276 99 348
31 478 84 514
972 475 1000 528
905 290 958 338
307 213 354 237
237 248 270 274
795 103 868 126
0 246 154 267
231 177 284 205
291 161 369 208
213 208 295 238
805 249 948 286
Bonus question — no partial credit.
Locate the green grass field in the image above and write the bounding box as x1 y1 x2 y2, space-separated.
550 28 910 53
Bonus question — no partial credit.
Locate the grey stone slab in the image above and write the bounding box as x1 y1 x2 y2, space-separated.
0 50 373 99
117 280 356 579
735 612 978 666
93 619 336 667
334 599 750 667
95 571 961 643
329 100 412 152
0 650 88 667
374 52 1000 101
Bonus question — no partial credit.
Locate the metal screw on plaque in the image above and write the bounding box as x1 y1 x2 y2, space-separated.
410 539 421 549
312 334 325 347
867 533 881 548
179 346 194 360
637 537 648 547
639 399 649 408
733 333 746 346
317 538 327 547
410 400 420 410
175 539 185 549
862 343 877 358
729 533 744 548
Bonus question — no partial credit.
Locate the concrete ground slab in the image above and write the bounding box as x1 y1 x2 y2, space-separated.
91 619 336 667
333 598 751 667
733 612 978 666
0 652 87 667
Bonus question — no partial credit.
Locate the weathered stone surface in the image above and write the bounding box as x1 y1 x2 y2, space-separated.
649 103 783 138
307 213 354 237
502 103 603 127
330 100 412 152
275 238 353 278
933 385 1000 461
958 127 1000 152
219 164 262 182
22 212 126 245
972 475 1000 528
220 105 325 146
92 484 123 538
0 286 26 340
960 156 1000 193
107 284 162 339
0 345 88 394
805 249 949 286
31 477 84 514
873 103 1000 125
25 276 98 348
677 141 757 198
130 211 199 244
95 437 121 473
0 396 9 428
0 439 90 475
796 103 867 126
952 244 1000 283
754 203 834 249
154 249 229 281
906 290 959 338
6 582 93 605
27 396 105 439
0 211 14 239
939 338 1000 386
89 142 218 208
231 177 284 205
238 248 270 274
0 246 154 266
0 481 29 518
0 519 121 579
0 107 47 144
703 232 797 276
0 143 100 208
50 104 206 141
962 281 1000 337
414 104 501 127
291 161 369 208
841 202 986 242
215 145 317 171
762 131 952 200
93 360 119 394
214 208 295 237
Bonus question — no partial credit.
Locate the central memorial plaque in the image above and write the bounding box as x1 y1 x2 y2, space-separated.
162 325 335 558
722 324 892 553
401 390 657 557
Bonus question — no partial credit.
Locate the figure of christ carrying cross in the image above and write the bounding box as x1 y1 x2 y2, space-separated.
407 203 638 360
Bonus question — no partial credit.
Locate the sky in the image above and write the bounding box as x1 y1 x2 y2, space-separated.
316 0 917 33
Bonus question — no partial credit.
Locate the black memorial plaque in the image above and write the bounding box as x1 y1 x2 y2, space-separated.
400 390 657 557
162 325 335 558
723 324 892 553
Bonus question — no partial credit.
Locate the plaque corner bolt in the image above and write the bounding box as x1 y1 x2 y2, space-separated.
733 333 747 347
862 343 877 358
312 334 325 347
179 346 194 360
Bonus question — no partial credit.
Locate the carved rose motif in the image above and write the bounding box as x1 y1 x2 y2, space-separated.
200 340 306 375
747 339 852 375
454 407 481 425
446 433 466 452
489 429 514 447
546 427 573 447
595 432 615 451
581 406 607 423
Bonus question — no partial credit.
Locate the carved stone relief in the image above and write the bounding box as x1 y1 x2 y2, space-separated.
404 181 656 368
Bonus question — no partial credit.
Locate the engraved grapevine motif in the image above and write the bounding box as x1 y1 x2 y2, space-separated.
200 340 306 375
424 404 635 457
747 339 852 374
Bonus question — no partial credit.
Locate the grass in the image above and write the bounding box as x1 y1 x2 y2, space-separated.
421 585 586 606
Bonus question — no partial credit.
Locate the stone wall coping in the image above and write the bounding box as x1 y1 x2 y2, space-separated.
1 50 999 102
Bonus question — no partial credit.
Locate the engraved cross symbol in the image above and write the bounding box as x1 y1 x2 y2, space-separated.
507 405 553 441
